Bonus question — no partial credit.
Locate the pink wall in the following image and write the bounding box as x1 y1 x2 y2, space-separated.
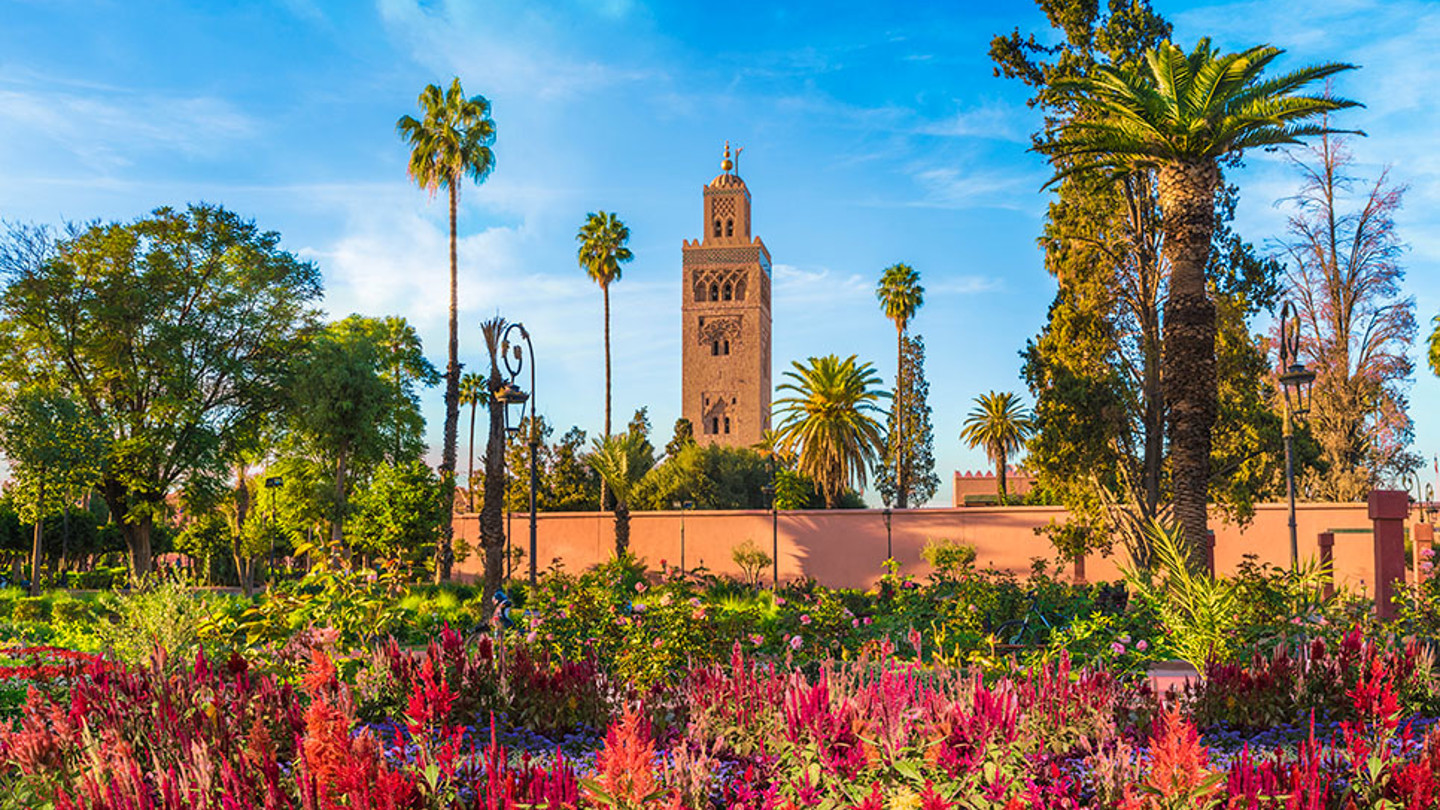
454 502 1404 593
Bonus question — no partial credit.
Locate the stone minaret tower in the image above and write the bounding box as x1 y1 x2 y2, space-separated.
681 142 772 448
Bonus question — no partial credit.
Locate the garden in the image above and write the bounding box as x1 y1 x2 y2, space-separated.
5 526 1440 809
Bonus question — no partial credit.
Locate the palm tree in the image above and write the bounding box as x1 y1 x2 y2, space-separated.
587 432 655 556
1042 39 1355 554
458 372 487 513
774 355 887 508
397 77 497 583
875 263 924 508
576 212 634 441
959 391 1035 503
477 318 508 600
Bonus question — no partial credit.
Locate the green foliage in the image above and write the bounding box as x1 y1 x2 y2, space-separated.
1122 519 1237 669
0 205 323 573
235 551 408 649
94 578 231 670
329 315 439 465
348 459 442 571
774 354 888 509
588 432 655 509
876 336 940 508
634 442 771 511
920 538 976 578
0 387 105 524
730 540 771 588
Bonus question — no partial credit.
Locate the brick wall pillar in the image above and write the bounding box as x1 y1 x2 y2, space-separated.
1370 490 1409 619
1318 531 1335 599
1415 523 1435 584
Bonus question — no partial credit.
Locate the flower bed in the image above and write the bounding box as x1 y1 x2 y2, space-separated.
2 625 1439 809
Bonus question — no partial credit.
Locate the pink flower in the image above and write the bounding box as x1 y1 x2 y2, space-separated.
789 635 803 650
1137 640 1148 652
852 619 860 628
749 633 764 645
800 614 812 625
634 582 647 593
1110 642 1125 655
775 597 786 606
862 617 873 626
651 637 664 649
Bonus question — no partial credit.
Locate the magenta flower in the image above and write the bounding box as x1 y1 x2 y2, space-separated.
800 614 812 625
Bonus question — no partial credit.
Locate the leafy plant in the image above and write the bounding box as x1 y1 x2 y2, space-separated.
1122 518 1237 669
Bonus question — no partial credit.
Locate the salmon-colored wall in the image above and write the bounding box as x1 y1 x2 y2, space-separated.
454 502 1415 593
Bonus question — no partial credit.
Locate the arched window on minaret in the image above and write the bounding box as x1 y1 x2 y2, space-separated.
726 218 734 237
711 417 720 434
722 339 730 355
711 340 720 356
709 282 719 301
722 282 732 301
713 219 722 238
723 417 731 434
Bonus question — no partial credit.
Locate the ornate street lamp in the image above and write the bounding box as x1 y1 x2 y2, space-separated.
761 480 778 588
264 475 283 586
1278 301 1316 568
499 323 539 587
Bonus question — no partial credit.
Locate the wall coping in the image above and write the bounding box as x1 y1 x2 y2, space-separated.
462 501 1372 519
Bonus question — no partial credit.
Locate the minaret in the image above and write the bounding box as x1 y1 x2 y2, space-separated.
681 142 772 448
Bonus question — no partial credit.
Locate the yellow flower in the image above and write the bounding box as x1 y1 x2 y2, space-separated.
888 787 921 810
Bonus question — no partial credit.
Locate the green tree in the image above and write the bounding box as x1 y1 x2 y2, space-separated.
959 391 1035 503
459 372 487 512
0 387 105 593
397 77 497 583
634 443 771 511
288 319 391 551
1430 314 1440 378
576 211 634 442
774 355 887 509
348 459 442 573
875 336 939 508
0 206 321 577
875 263 925 508
588 431 655 556
549 427 600 512
664 418 695 460
1041 38 1356 553
339 315 439 465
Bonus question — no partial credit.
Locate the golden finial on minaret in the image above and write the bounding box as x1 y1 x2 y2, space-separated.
720 140 733 173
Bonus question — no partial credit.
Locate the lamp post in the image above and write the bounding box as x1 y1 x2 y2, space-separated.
671 500 694 573
1404 470 1425 523
1278 301 1316 569
499 323 539 588
264 476 283 586
883 507 893 563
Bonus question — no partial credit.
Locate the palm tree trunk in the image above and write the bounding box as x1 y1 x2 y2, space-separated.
437 181 461 583
895 326 908 509
600 282 612 510
480 387 507 604
1158 160 1220 562
996 453 1007 504
613 500 629 555
467 400 477 513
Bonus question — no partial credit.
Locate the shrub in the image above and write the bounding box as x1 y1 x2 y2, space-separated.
731 540 771 589
921 538 976 578
9 598 47 624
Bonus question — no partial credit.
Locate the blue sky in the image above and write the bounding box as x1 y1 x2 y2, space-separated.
2 0 1437 505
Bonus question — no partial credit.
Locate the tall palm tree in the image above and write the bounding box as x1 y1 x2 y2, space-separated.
587 432 655 556
397 77 497 583
1042 39 1356 554
774 355 888 508
576 211 634 441
875 263 924 508
959 391 1035 503
458 372 487 513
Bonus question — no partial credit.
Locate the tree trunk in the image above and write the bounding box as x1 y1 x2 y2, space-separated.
613 501 630 556
101 478 154 580
895 326 908 509
330 445 349 549
599 282 612 511
437 180 462 584
480 383 507 603
234 464 254 597
467 400 477 513
1158 160 1220 561
996 455 1008 504
29 477 44 596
